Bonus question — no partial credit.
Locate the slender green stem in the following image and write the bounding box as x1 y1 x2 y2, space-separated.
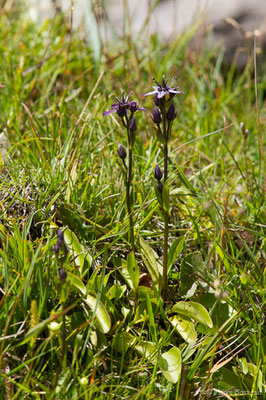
126 145 135 254
62 304 66 369
162 143 169 300
52 302 66 391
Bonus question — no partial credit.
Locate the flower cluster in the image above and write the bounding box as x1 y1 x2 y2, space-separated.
144 76 182 144
103 91 145 254
103 92 145 147
53 229 68 281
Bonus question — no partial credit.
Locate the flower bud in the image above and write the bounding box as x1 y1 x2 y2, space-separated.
57 229 64 241
59 267 67 282
53 241 61 254
118 145 127 160
166 104 176 121
154 164 163 181
48 321 61 333
129 101 137 113
158 181 163 193
152 107 161 124
79 377 88 387
129 117 137 132
240 122 249 138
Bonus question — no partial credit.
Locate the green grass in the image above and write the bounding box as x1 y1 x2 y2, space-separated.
0 5 265 400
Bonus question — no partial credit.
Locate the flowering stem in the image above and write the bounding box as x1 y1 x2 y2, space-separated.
126 145 135 254
53 302 67 390
162 143 169 300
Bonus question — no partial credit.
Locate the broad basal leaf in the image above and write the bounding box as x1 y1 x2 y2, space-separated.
179 252 204 297
159 347 182 383
169 315 197 344
83 294 111 334
67 272 86 295
112 332 136 353
171 301 213 328
135 341 156 364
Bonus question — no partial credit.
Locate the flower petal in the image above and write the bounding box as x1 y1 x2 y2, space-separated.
157 91 167 98
102 109 117 116
170 89 183 94
143 90 157 97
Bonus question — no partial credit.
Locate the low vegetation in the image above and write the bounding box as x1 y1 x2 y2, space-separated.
0 5 265 399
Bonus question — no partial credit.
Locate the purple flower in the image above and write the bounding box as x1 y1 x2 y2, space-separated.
144 76 183 99
103 93 145 117
155 165 163 181
166 104 177 121
118 145 127 160
152 107 162 124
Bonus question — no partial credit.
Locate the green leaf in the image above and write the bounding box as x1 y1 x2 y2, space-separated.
135 341 156 364
170 187 196 196
127 252 139 290
83 294 111 334
171 301 213 328
238 358 263 391
63 228 85 270
22 317 51 345
120 266 134 289
67 272 86 296
136 286 157 300
179 251 204 297
107 283 127 301
112 332 136 353
154 182 163 208
162 182 170 212
169 315 197 344
138 235 163 291
159 347 182 383
168 236 185 272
